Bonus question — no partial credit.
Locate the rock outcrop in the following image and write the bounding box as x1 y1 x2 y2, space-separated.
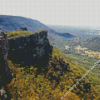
0 31 12 100
17 27 28 31
0 30 52 99
7 30 52 66
0 31 12 84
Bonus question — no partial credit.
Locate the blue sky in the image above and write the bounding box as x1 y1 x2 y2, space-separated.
0 0 100 29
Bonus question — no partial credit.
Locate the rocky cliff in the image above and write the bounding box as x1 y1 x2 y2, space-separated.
7 30 52 66
0 30 52 85
0 31 12 99
0 31 12 84
0 30 52 99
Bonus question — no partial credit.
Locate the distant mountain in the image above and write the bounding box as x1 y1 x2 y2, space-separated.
56 32 74 38
0 15 74 39
0 15 51 32
80 37 100 51
47 25 92 36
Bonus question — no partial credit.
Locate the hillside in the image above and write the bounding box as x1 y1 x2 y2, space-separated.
7 47 100 100
0 15 50 32
0 15 74 40
80 37 100 52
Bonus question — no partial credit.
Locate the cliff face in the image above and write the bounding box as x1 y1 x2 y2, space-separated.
0 30 52 99
7 30 52 66
0 31 12 99
0 31 12 84
0 30 52 84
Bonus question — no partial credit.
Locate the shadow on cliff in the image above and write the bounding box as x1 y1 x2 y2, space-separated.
34 52 52 76
8 45 53 76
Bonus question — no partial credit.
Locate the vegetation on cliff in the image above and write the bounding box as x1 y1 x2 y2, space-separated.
7 30 46 38
7 47 100 100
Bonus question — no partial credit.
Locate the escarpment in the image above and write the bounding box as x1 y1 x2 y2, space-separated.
7 30 53 66
0 30 53 85
0 30 53 99
0 30 71 100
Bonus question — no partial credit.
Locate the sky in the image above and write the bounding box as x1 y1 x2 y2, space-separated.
0 0 100 29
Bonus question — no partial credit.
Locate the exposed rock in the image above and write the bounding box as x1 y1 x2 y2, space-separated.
0 31 12 100
0 86 7 100
7 30 52 66
19 27 27 31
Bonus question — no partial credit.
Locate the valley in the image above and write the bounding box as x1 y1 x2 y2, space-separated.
48 25 100 98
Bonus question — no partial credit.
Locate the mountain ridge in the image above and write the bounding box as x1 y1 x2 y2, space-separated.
0 15 74 39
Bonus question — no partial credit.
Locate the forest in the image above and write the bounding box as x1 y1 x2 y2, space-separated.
7 47 100 100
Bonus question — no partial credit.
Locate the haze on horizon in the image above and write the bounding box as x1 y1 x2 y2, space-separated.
0 0 100 29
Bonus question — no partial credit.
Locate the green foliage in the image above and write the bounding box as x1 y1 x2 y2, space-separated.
7 31 32 38
7 47 100 100
7 30 45 38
